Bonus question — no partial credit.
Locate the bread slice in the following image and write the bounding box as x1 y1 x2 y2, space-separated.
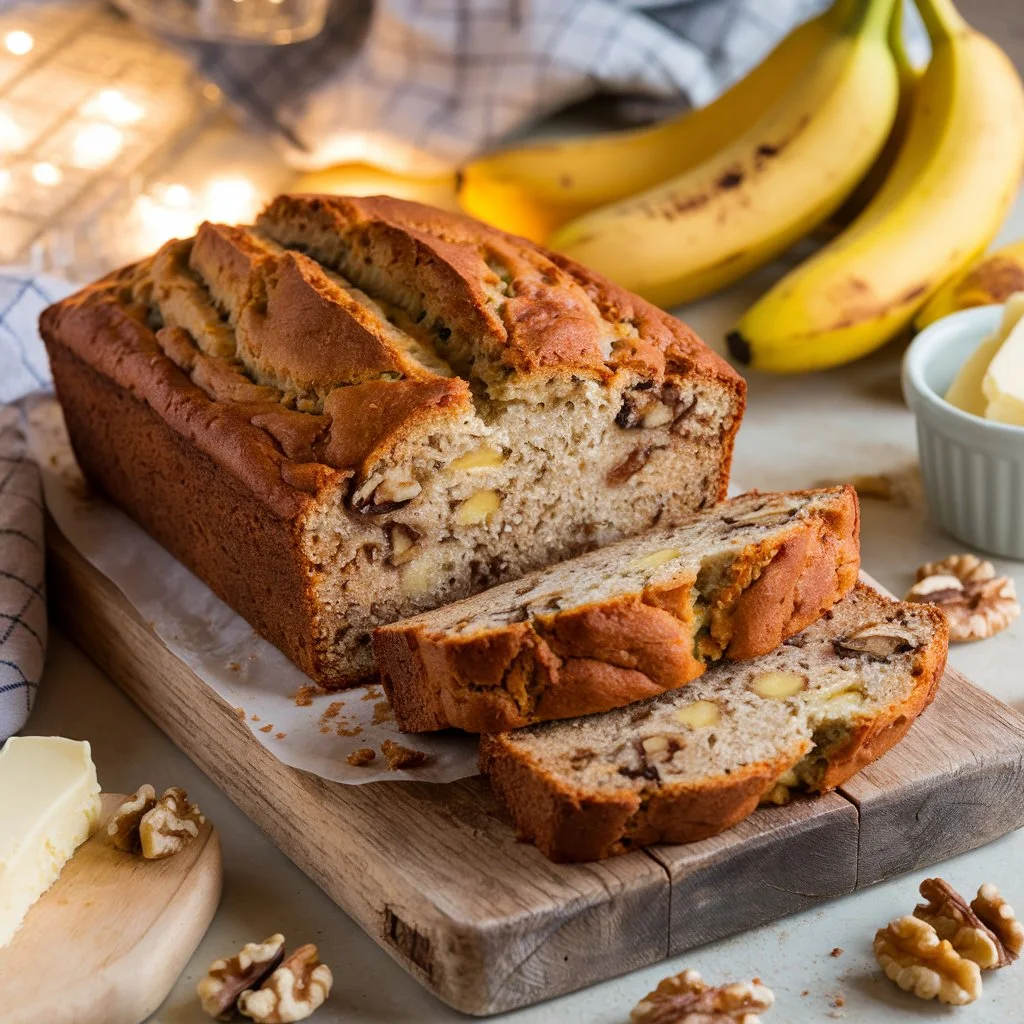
479 584 948 862
374 487 860 732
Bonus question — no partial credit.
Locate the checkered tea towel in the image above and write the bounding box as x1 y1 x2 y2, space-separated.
0 271 71 740
173 0 835 169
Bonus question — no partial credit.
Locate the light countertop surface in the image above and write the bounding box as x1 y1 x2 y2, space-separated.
25 195 1024 1023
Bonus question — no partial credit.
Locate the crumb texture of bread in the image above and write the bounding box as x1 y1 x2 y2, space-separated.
375 487 860 732
479 585 948 862
40 194 744 687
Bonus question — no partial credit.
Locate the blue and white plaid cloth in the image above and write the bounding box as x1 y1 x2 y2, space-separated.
0 272 70 740
172 0 832 168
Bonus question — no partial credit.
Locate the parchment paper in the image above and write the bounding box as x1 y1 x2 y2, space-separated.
26 396 479 784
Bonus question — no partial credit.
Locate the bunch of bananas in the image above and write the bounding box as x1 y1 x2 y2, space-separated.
300 0 1024 374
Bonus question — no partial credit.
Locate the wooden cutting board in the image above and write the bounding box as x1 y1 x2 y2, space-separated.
47 524 1024 1017
0 792 221 1024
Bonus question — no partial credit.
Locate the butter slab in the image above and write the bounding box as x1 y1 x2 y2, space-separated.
0 737 102 949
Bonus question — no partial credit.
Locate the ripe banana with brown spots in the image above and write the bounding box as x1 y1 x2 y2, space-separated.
456 2 844 242
548 0 900 308
728 0 1024 374
915 239 1024 329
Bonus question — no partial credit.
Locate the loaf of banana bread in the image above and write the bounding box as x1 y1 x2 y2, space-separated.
480 584 948 862
40 195 745 687
375 487 860 732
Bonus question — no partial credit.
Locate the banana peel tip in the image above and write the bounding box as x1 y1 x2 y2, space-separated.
726 329 753 366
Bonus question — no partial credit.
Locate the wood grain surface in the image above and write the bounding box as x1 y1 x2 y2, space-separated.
46 524 1024 1016
0 793 221 1024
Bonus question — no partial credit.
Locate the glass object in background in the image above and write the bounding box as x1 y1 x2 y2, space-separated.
112 0 329 45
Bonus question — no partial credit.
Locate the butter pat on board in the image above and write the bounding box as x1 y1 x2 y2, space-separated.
0 737 101 949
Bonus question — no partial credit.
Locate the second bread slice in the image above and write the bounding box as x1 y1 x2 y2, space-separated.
374 487 859 732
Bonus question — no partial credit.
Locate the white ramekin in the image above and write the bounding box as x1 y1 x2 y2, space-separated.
903 305 1024 559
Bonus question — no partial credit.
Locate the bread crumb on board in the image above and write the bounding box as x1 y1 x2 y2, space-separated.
381 739 430 770
293 685 316 707
259 723 273 733
372 700 394 724
275 732 286 740
347 747 376 767
362 686 383 702
234 706 245 720
320 701 344 722
830 947 844 958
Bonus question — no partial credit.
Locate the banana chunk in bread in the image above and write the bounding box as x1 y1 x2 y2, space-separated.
40 195 743 688
479 584 948 862
376 487 860 731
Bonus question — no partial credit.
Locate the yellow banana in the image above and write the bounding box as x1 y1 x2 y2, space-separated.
828 0 924 228
549 0 900 308
728 0 1024 375
915 238 1024 328
456 2 845 241
293 164 460 212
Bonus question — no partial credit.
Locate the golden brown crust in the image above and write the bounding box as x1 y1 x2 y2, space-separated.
478 595 948 863
376 487 860 733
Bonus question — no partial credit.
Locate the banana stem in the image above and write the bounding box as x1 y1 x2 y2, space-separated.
833 0 898 38
914 0 966 42
888 0 914 73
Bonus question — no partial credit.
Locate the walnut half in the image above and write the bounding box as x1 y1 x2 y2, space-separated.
237 944 333 1023
197 934 286 1021
139 786 205 860
630 968 774 1023
907 554 1020 641
107 784 203 859
107 784 157 853
874 915 982 1005
914 877 1006 969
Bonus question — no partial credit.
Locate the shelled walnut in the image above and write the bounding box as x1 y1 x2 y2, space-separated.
199 938 332 1023
198 934 286 1021
237 945 333 1023
906 554 1020 641
107 784 204 859
630 968 774 1023
107 784 157 853
139 786 205 859
973 883 1024 962
874 915 982 1005
914 877 1014 970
